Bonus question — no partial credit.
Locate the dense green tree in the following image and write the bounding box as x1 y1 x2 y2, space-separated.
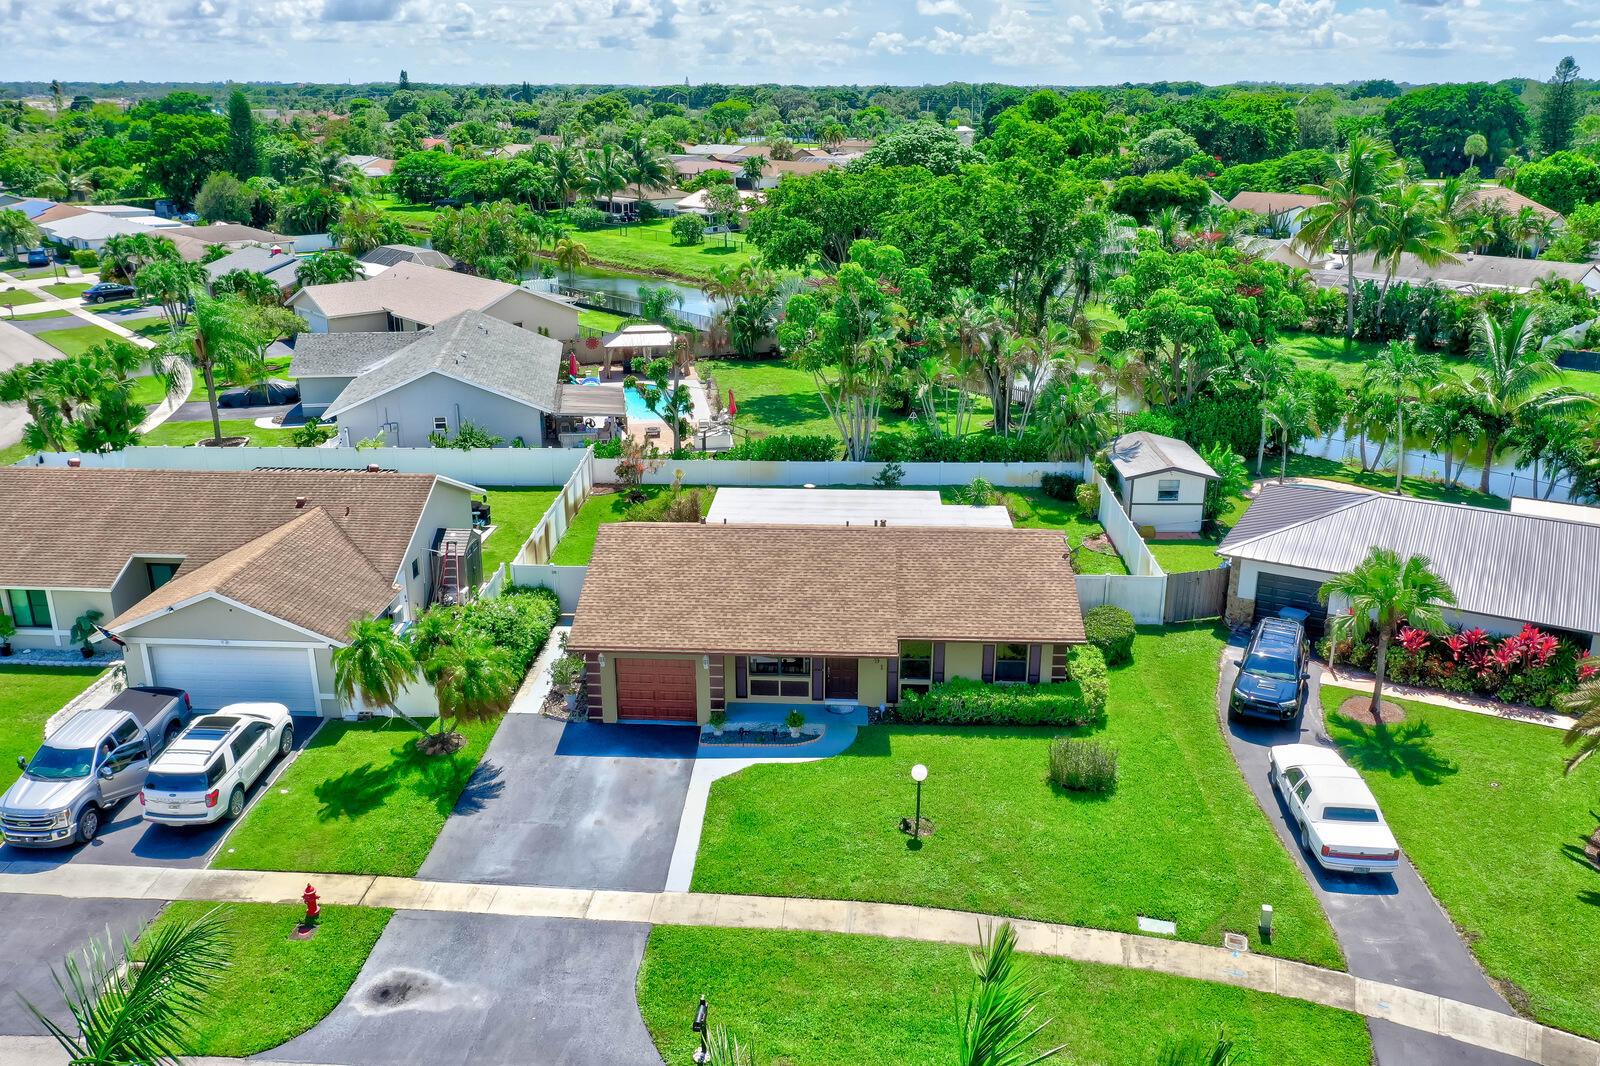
430 201 535 280
390 149 463 203
1132 127 1202 174
1108 171 1209 224
145 112 229 204
1141 94 1299 165
1382 83 1528 176
225 89 257 178
1537 56 1583 154
330 199 407 257
860 121 974 176
1513 151 1600 215
194 171 257 224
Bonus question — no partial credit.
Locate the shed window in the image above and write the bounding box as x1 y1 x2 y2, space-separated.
433 416 449 433
6 589 50 629
411 558 420 579
749 655 810 697
995 642 1028 683
1157 479 1181 502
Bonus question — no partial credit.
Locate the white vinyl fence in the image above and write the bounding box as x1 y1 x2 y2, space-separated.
515 453 595 564
509 564 588 616
23 446 590 487
1075 574 1168 625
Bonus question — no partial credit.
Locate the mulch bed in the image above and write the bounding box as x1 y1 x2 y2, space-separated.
1081 532 1114 555
1334 694 1407 726
1585 827 1600 872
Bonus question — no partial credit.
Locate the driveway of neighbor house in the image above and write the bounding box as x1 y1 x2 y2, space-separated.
1218 641 1527 1066
258 911 661 1066
419 714 698 892
0 894 164 1037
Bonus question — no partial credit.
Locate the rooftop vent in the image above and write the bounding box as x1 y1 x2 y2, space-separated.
366 463 381 473
294 496 307 509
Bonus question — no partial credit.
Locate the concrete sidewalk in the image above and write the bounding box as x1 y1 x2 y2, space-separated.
1320 669 1573 731
0 860 1593 1065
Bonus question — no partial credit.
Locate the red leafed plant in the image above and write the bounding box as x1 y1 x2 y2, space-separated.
1398 626 1431 653
1579 651 1597 682
1445 628 1488 661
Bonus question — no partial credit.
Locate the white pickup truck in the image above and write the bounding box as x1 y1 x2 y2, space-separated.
1269 744 1402 875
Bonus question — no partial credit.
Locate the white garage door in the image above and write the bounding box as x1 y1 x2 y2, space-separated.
148 644 319 713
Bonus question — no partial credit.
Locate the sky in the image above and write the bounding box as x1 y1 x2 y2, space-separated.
2 0 1594 87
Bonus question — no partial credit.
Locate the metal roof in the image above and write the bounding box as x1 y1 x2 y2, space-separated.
1108 432 1219 481
1221 483 1600 634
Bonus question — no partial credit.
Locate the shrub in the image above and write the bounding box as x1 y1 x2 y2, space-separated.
1083 606 1135 666
963 477 998 506
456 585 560 670
71 249 99 269
1321 621 1587 708
1068 645 1109 717
568 206 608 231
624 485 707 523
896 676 1097 727
1074 481 1099 518
1048 737 1119 793
670 214 705 245
1121 409 1179 438
873 460 905 487
1039 472 1080 501
868 427 1052 463
716 433 839 461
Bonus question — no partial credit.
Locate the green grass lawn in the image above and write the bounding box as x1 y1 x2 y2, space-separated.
0 261 66 281
938 486 1128 575
38 323 123 358
639 927 1371 1066
0 665 106 792
1280 330 1600 399
1145 492 1249 575
373 194 442 231
212 717 500 877
0 287 41 308
129 354 294 406
7 307 72 320
142 902 392 1057
693 624 1344 969
551 484 718 564
556 218 758 280
480 486 562 572
1279 453 1509 510
138 419 301 447
1324 685 1600 1039
579 308 628 332
0 440 34 465
43 281 90 299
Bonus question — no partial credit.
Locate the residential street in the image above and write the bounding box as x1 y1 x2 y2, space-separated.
1218 640 1528 1066
0 895 164 1037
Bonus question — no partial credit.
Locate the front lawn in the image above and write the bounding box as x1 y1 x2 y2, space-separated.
551 484 718 565
693 624 1344 968
142 902 391 1057
0 287 41 308
8 307 72 320
638 928 1371 1066
43 281 91 300
558 218 759 280
38 323 123 358
138 419 302 447
480 486 562 572
0 261 65 281
1324 685 1600 1039
212 716 500 877
0 665 106 792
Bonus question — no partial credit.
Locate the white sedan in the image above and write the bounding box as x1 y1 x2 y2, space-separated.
1269 744 1401 875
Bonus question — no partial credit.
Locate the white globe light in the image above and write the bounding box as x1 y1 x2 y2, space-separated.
911 763 928 782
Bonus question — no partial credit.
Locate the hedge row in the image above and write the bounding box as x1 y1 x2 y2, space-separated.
895 645 1108 727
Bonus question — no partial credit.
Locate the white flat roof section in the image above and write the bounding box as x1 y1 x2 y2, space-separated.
1508 497 1600 525
704 488 1014 528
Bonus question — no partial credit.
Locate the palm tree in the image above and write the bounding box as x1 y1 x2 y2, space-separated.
1150 206 1185 251
157 295 268 446
1239 346 1294 476
1366 340 1442 492
1295 135 1400 339
1460 307 1575 494
553 236 590 284
332 615 427 732
584 144 630 218
819 121 847 152
1263 385 1318 484
956 921 1065 1066
212 268 280 305
1368 183 1457 304
1319 547 1456 717
548 144 585 206
1036 374 1115 462
135 258 208 337
427 634 518 748
623 136 672 209
1433 173 1480 222
1560 682 1600 776
24 907 230 1065
1462 132 1488 174
1155 1032 1239 1066
297 251 361 287
0 207 39 262
739 154 767 189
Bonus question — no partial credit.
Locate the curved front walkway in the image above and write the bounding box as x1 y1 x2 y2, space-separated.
0 859 1592 1066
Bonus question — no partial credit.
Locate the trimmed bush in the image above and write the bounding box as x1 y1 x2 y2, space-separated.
1048 737 1119 793
1083 606 1135 667
1039 472 1080 501
716 434 840 461
896 677 1097 727
670 214 705 245
1074 481 1099 519
1068 645 1109 717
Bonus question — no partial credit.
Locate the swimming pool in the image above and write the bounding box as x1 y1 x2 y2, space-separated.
577 380 658 420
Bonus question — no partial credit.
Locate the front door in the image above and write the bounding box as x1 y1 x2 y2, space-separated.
824 658 858 701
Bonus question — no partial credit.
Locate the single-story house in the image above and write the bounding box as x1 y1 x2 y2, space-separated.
81 204 156 218
1460 185 1563 225
1218 483 1600 652
1107 432 1218 534
567 524 1086 724
1320 251 1600 295
1226 191 1327 235
292 309 624 447
37 212 181 251
674 187 760 217
0 198 63 221
340 155 394 177
205 244 301 294
287 260 580 341
31 203 89 225
165 223 291 248
359 244 457 274
594 187 685 219
0 467 481 714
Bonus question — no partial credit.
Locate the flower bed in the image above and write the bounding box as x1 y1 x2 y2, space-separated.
1318 622 1590 708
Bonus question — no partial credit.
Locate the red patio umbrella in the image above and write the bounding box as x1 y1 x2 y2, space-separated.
727 389 737 419
568 353 580 378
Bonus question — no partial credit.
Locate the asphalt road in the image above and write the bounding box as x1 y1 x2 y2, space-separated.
258 911 662 1066
0 320 67 447
419 716 697 891
0 894 164 1036
1218 640 1528 1065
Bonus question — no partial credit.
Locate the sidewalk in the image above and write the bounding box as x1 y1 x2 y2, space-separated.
0 860 1592 1065
1319 668 1573 732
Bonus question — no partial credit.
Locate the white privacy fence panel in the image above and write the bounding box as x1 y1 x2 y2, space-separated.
516 454 595 564
23 446 590 487
509 564 589 616
589 458 1066 487
1075 575 1167 625
1081 459 1165 578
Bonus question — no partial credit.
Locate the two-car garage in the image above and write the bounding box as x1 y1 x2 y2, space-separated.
146 644 321 713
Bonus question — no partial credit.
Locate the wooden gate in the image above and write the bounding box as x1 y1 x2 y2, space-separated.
1164 566 1229 624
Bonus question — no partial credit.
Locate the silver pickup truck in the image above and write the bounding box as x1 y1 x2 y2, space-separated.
1 686 191 847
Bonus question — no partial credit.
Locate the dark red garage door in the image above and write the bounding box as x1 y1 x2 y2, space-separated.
615 657 698 721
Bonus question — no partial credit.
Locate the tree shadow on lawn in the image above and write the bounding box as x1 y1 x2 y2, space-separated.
315 762 399 821
1333 718 1459 786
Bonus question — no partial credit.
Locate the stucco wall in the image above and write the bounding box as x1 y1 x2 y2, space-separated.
298 376 352 411
336 374 549 449
2 588 114 650
394 479 476 619
485 290 581 343
1125 472 1207 533
322 310 392 333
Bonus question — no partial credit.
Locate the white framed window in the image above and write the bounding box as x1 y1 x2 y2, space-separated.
433 416 449 433
1157 479 1181 502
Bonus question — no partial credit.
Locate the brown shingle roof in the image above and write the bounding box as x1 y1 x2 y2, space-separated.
568 524 1085 657
0 467 439 593
1227 191 1327 215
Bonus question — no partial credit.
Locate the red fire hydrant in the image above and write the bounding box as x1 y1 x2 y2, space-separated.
302 883 320 925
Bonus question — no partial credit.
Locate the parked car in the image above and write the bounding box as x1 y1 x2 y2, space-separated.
0 687 192 847
24 248 50 267
82 281 137 304
1228 616 1309 723
1269 744 1401 875
140 703 293 827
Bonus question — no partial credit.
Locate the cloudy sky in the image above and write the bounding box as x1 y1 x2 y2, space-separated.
4 0 1594 87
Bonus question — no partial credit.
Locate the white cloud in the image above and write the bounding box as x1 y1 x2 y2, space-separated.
914 0 965 15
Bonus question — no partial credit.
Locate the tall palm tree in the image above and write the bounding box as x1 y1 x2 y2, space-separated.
1366 340 1442 492
1368 183 1457 303
1239 346 1294 476
0 207 39 261
553 236 590 284
1294 135 1400 339
135 258 208 337
157 295 267 446
548 144 585 207
1320 547 1455 716
1263 385 1318 484
24 908 230 1065
428 635 518 744
623 136 672 208
739 154 767 190
956 921 1065 1066
1460 306 1575 494
333 615 426 732
1560 682 1600 776
1036 374 1115 462
584 144 629 218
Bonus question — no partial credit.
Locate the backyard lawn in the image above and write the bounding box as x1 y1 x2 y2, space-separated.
138 419 301 447
1280 330 1600 399
555 218 759 280
638 927 1371 1066
551 484 718 565
214 717 500 877
693 624 1345 969
141 902 392 1057
937 486 1127 575
1324 685 1600 1040
38 323 123 358
1280 453 1509 510
579 308 628 332
0 665 105 792
480 486 562 572
1144 492 1248 575
0 287 41 308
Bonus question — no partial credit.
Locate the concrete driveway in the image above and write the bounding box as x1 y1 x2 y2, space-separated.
258 911 662 1066
0 719 317 871
420 716 697 892
1218 640 1527 1065
0 894 164 1036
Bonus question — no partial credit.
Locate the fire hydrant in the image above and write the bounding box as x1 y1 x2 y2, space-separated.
302 883 320 925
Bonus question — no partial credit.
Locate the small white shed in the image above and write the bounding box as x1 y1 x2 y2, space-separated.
1106 432 1219 534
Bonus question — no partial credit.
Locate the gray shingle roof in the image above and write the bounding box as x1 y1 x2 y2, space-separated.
1220 483 1600 635
205 245 300 287
288 331 419 378
359 244 457 270
1108 432 1219 481
323 310 565 418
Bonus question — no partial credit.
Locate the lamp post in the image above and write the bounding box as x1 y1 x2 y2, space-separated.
691 995 709 1064
910 763 928 838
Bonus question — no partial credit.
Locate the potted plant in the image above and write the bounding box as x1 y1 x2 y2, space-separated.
549 653 586 712
69 609 103 659
0 613 14 657
708 708 727 737
785 709 806 739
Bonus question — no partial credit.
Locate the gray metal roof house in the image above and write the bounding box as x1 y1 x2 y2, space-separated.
1106 432 1219 535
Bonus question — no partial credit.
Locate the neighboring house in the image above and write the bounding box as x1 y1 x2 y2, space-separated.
668 158 743 183
673 187 760 217
359 244 457 273
81 204 156 218
567 524 1086 724
1218 483 1600 652
1227 191 1328 236
166 223 291 248
287 260 580 340
594 187 685 219
0 467 481 714
37 212 181 251
204 245 301 295
292 309 624 447
340 155 394 177
1460 185 1563 225
30 203 88 225
1322 251 1600 294
1107 432 1219 534
1 198 62 221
